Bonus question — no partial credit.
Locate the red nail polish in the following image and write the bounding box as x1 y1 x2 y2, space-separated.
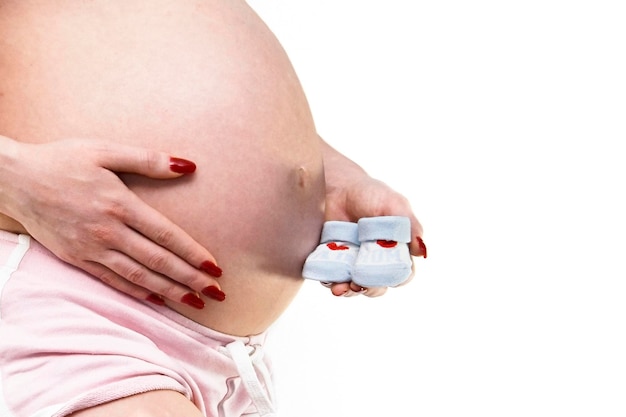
200 261 222 278
202 286 226 302
181 293 205 309
146 293 166 306
169 157 196 174
417 236 428 258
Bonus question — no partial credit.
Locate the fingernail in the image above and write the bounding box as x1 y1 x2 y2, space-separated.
200 261 223 278
169 157 197 174
146 293 166 306
181 293 205 309
202 285 226 302
417 236 428 258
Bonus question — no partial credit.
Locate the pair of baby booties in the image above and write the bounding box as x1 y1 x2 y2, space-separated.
302 216 412 288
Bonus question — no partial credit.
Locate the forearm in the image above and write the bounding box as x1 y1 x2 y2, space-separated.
319 136 385 222
320 137 369 194
319 135 420 229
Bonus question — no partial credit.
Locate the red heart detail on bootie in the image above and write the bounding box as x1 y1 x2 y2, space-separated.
327 242 350 251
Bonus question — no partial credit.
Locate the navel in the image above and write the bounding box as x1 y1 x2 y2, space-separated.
296 166 310 189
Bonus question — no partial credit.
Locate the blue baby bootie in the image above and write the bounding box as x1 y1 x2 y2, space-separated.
302 221 359 283
352 216 412 287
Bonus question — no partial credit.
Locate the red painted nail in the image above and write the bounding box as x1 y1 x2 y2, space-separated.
376 240 398 248
201 285 226 302
169 157 196 174
200 261 223 278
146 293 166 306
416 236 428 258
181 293 205 309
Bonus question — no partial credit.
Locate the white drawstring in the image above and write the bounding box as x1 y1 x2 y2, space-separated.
219 340 276 416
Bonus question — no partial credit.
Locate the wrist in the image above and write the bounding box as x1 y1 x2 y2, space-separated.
320 137 369 189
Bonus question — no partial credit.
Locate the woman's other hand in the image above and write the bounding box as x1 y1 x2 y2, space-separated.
0 136 223 308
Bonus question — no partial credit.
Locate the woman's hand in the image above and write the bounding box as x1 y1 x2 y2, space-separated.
320 138 426 297
0 136 224 308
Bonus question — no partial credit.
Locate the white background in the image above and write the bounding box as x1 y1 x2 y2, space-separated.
248 1 626 416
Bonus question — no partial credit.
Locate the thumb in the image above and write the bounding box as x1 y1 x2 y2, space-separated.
95 142 196 179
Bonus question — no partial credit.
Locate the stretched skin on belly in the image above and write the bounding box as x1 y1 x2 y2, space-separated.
0 0 326 335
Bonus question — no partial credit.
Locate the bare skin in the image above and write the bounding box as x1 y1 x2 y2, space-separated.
70 390 203 417
0 135 230 305
0 1 425 414
0 0 325 336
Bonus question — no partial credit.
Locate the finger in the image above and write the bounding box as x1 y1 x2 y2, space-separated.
329 282 351 296
94 250 218 308
349 282 367 293
123 199 222 279
114 226 224 297
362 287 387 297
80 260 164 305
347 282 387 297
409 235 427 259
85 261 205 309
328 282 387 297
407 218 427 258
95 142 196 179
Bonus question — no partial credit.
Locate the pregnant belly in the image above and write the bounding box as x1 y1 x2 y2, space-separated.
0 0 326 335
